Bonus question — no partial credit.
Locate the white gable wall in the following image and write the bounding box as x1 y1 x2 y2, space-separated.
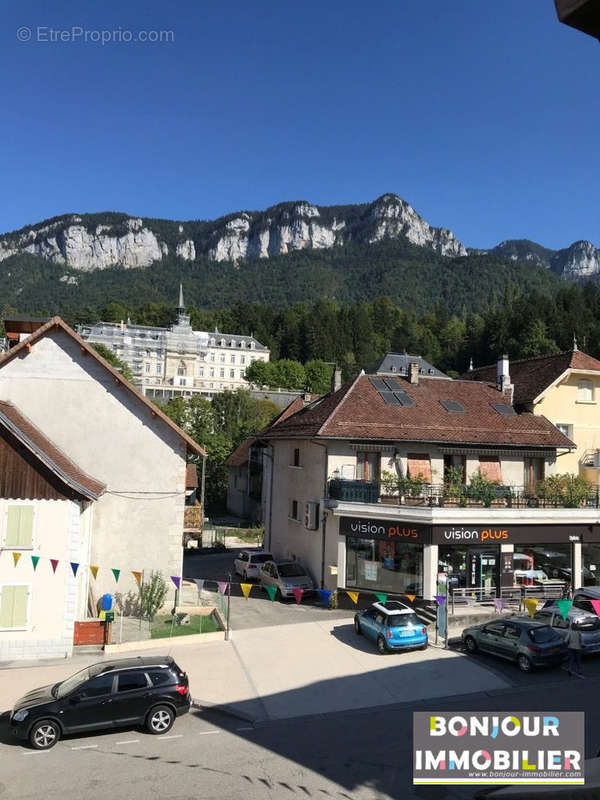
0 329 187 602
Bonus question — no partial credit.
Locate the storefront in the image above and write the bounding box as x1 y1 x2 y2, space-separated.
340 516 429 596
337 515 594 601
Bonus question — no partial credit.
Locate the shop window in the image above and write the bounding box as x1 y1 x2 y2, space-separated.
5 506 34 548
577 380 595 403
524 457 545 492
407 454 432 483
356 452 380 482
582 544 600 587
519 544 571 583
345 537 423 595
478 456 502 483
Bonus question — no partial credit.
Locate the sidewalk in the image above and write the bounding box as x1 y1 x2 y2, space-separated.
0 617 509 721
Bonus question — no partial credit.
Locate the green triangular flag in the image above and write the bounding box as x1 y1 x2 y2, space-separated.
112 568 120 582
375 592 387 604
557 598 572 621
31 555 40 571
265 585 277 601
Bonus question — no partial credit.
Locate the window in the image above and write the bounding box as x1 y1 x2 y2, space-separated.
556 423 572 438
80 673 115 698
346 538 423 593
156 364 162 375
292 447 300 467
356 452 380 482
241 356 246 365
0 584 30 629
219 368 225 378
145 363 151 373
147 670 174 687
478 457 502 482
524 458 545 492
483 622 505 636
220 339 226 347
210 368 215 378
199 367 204 377
210 353 215 362
5 506 34 548
220 354 225 363
578 380 595 403
231 355 236 363
177 361 186 377
117 671 149 692
504 624 520 640
290 500 300 521
250 342 255 349
230 369 235 378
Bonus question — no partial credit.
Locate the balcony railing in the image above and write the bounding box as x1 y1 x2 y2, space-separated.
327 480 600 509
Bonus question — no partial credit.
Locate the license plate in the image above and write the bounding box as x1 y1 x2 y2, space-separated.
395 629 413 637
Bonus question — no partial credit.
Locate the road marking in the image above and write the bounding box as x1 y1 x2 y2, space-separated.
198 730 220 736
115 739 140 745
71 744 98 750
22 751 51 755
158 734 183 740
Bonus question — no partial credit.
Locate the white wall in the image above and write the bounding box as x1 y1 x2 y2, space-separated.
0 329 187 603
0 498 83 660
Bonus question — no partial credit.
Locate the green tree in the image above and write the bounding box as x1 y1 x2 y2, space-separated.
518 319 560 359
305 360 333 394
90 342 134 382
244 360 277 387
273 359 306 389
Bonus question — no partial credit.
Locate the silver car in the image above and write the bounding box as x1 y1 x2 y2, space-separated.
258 560 315 600
233 550 274 580
535 604 600 653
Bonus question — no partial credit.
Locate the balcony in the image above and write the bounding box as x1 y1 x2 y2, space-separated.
327 480 600 509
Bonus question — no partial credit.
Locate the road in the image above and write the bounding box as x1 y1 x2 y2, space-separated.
2 675 600 800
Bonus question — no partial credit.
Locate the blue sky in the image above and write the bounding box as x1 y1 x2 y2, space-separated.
1 0 598 249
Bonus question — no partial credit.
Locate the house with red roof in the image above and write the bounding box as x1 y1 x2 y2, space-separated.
259 363 600 607
0 317 204 660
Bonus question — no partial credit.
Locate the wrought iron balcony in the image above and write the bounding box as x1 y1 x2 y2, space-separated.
328 478 380 503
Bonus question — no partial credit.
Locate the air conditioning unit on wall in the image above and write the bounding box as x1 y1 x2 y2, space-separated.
304 501 320 530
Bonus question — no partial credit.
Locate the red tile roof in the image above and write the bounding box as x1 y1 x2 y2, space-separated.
0 316 205 456
466 350 600 406
225 395 314 467
0 400 105 499
264 374 574 449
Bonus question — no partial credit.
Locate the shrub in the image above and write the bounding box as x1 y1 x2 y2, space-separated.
538 474 591 508
138 571 169 621
467 470 500 507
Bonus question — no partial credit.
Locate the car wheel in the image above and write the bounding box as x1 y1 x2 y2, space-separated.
354 618 362 635
29 719 60 750
464 636 477 654
146 705 175 735
419 643 428 651
517 654 533 673
377 635 388 655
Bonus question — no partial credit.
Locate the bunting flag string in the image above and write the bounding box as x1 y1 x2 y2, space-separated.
111 568 120 583
556 598 572 621
217 581 228 596
265 585 277 601
374 592 387 605
194 578 204 596
31 555 39 571
493 597 505 612
13 552 21 567
90 565 99 579
405 594 416 604
524 598 539 618
434 595 446 606
70 562 79 578
132 571 142 587
591 599 600 618
171 576 181 590
292 587 303 604
240 583 252 600
346 590 359 605
50 558 59 573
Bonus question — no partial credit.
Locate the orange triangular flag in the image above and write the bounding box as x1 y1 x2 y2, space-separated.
405 594 416 604
90 565 99 579
13 552 21 566
132 571 142 587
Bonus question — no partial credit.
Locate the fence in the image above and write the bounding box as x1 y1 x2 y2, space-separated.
450 584 566 615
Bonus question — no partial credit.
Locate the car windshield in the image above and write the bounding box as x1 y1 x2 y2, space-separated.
387 613 420 628
529 626 557 643
251 554 273 564
54 665 102 698
278 564 306 577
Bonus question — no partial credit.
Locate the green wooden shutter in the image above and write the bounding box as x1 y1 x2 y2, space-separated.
5 506 34 548
0 585 29 628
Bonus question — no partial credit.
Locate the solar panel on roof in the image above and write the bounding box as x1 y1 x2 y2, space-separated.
383 377 402 391
394 391 415 407
381 391 402 405
441 400 466 413
370 377 388 391
491 402 516 416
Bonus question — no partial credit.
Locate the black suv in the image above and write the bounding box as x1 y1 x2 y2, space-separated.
10 656 190 749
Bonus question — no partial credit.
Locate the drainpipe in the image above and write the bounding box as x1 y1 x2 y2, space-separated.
312 440 329 589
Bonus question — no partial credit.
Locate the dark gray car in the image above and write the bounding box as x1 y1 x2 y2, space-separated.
462 617 567 672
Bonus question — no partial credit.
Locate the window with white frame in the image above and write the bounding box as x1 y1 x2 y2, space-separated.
156 364 162 374
219 368 225 378
4 506 34 548
230 369 235 378
210 368 215 378
0 583 31 629
199 367 204 377
145 363 151 373
578 380 595 402
210 353 215 362
556 423 573 439
231 355 236 363
241 356 246 365
220 354 225 363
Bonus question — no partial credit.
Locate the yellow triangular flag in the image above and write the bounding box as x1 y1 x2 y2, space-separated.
13 552 21 567
524 598 539 618
132 571 142 587
346 590 359 605
405 594 416 604
90 565 99 580
240 583 252 599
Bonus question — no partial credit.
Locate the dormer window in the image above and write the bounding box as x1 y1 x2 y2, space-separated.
230 340 236 347
239 341 246 348
220 338 226 347
250 341 255 349
210 338 215 346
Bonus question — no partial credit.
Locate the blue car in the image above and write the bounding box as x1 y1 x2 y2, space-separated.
354 601 428 654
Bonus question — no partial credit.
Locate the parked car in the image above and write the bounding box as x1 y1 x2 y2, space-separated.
10 656 190 750
354 601 428 654
572 586 600 614
234 550 274 580
258 560 315 599
534 604 600 653
462 617 567 672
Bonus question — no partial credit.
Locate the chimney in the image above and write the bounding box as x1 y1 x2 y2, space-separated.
497 353 514 403
408 362 419 385
331 366 342 393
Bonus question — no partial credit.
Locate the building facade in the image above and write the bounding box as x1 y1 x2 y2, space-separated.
260 364 600 603
78 287 270 401
0 317 204 659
